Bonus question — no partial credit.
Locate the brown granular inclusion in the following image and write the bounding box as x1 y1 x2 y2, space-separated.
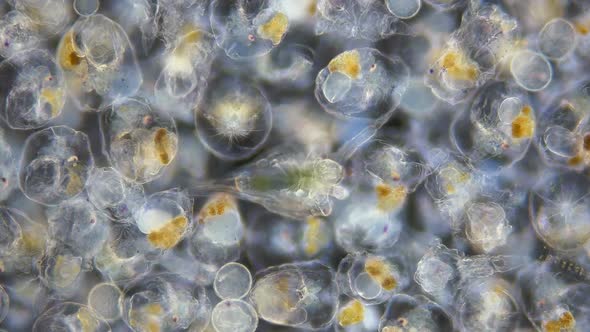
147 216 188 249
544 311 575 332
154 128 173 165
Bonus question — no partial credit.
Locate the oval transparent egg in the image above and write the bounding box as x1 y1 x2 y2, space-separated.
214 262 252 300
33 302 111 332
386 0 421 19
195 78 272 161
538 18 576 60
510 50 552 92
74 0 99 16
211 299 258 332
0 49 65 129
18 126 94 205
87 282 123 322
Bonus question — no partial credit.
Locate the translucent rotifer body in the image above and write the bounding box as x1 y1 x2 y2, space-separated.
33 302 111 332
529 171 590 253
379 294 454 332
210 0 290 59
315 0 410 40
211 299 258 332
9 0 72 35
255 43 315 89
414 241 460 304
86 167 145 222
335 297 381 331
107 0 158 56
249 261 338 329
18 126 94 205
101 97 178 184
56 14 142 111
0 285 7 323
195 78 272 161
0 130 15 201
214 262 252 300
0 50 65 129
0 11 42 58
134 189 192 250
0 207 46 275
122 274 211 332
451 80 535 172
463 200 512 253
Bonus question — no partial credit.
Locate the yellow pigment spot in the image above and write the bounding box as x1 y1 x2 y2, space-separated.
328 50 361 79
59 31 84 70
40 88 64 117
575 22 589 35
154 128 174 165
364 257 398 291
65 167 83 196
382 327 403 332
308 0 317 15
147 216 188 249
338 300 365 326
199 194 236 223
441 50 479 81
303 217 324 256
130 304 163 332
544 311 576 332
376 183 407 211
257 13 289 45
53 255 81 288
511 105 535 139
440 167 470 194
20 229 45 254
77 307 99 332
568 154 584 166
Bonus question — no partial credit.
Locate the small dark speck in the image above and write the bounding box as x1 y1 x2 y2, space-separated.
383 225 389 233
4 42 9 47
429 69 434 74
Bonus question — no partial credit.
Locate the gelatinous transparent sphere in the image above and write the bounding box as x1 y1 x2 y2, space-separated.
191 194 243 266
88 283 123 321
210 0 290 59
134 189 192 251
47 197 109 261
458 278 519 332
538 18 576 60
74 0 99 16
19 126 94 205
211 299 258 332
0 130 15 201
196 78 272 161
0 50 65 129
101 97 178 183
386 0 421 19
451 80 535 172
86 167 145 222
510 50 552 92
379 294 454 332
0 286 8 323
315 48 409 122
33 302 111 332
249 261 338 329
400 77 439 118
0 207 46 275
122 274 211 332
0 11 42 58
214 262 252 300
56 14 142 111
530 171 590 252
316 0 409 40
337 253 409 305
335 297 381 332
246 213 333 269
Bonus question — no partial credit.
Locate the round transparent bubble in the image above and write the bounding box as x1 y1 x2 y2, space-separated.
214 262 253 300
315 48 409 121
211 299 258 332
88 283 122 322
134 189 192 251
86 167 145 222
0 49 65 129
0 131 16 201
47 197 109 260
458 278 519 332
101 97 178 184
400 78 438 118
195 78 272 161
0 11 42 58
249 261 338 329
510 50 552 91
538 18 576 60
122 273 211 332
530 171 590 252
210 0 289 59
379 294 454 332
0 285 8 323
315 0 409 40
337 253 409 305
74 0 99 16
386 0 421 19
57 14 142 111
33 302 111 332
18 126 94 205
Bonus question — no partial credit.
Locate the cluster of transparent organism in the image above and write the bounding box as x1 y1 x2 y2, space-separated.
2 0 590 331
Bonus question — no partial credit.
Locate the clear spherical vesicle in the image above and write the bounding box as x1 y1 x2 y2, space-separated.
88 283 123 322
101 97 178 184
209 0 290 59
386 0 421 19
196 78 272 161
214 262 252 300
18 125 94 205
33 302 111 332
249 261 338 329
510 50 552 92
56 14 142 111
211 299 258 332
538 18 576 60
74 0 99 16
379 294 454 332
0 49 66 129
